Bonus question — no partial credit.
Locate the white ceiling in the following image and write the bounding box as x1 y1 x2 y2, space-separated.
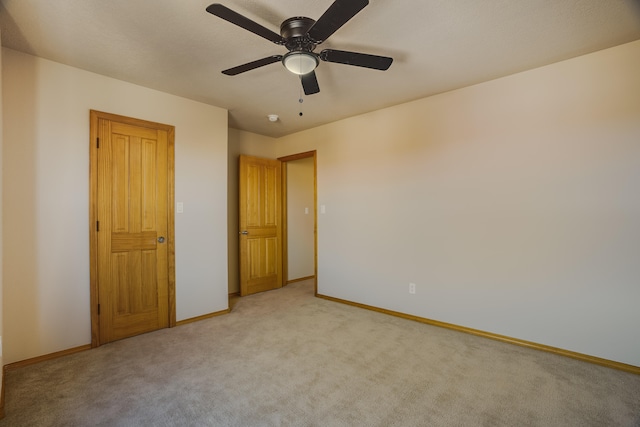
2 0 640 138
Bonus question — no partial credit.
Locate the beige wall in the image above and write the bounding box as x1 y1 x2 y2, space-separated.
286 157 315 280
236 40 640 366
2 48 229 364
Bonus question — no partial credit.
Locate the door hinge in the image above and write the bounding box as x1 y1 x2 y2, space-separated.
96 221 100 232
96 137 100 148
97 304 101 315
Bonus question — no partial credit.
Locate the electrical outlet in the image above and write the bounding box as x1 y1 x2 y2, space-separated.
409 283 416 294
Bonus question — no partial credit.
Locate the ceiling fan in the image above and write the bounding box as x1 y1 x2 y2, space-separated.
206 0 393 95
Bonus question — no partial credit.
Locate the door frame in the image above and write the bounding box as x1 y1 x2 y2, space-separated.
278 150 318 295
89 110 177 347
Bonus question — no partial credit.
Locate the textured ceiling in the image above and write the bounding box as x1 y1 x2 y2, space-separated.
2 0 640 137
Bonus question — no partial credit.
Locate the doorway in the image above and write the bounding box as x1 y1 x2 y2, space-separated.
234 150 317 296
279 151 317 293
89 110 176 347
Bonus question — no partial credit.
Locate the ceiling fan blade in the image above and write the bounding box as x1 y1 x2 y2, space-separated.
301 71 320 95
307 0 369 43
222 55 283 76
320 49 393 70
206 4 284 44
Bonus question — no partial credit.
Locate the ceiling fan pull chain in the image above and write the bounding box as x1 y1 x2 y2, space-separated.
299 85 304 117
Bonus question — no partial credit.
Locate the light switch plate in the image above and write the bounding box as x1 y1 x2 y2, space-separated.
177 202 184 213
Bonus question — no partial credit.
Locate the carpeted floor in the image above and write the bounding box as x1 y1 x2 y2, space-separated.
1 280 639 426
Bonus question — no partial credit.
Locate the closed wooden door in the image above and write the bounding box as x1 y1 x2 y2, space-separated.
90 110 175 345
239 155 282 296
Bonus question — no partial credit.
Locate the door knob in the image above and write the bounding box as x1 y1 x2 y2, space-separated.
240 230 248 235
158 236 165 243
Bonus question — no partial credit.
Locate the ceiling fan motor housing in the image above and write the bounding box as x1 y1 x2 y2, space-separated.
281 17 317 52
280 17 319 75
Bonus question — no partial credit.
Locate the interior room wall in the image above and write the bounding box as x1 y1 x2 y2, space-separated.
2 48 229 364
227 128 277 294
4 36 637 367
286 157 315 280
270 40 640 366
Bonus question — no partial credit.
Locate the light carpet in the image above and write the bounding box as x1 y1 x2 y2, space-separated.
1 280 639 426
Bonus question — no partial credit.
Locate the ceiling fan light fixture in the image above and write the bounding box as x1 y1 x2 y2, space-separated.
282 51 318 75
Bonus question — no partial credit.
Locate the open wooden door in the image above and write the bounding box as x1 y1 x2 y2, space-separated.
238 155 282 296
90 110 175 346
